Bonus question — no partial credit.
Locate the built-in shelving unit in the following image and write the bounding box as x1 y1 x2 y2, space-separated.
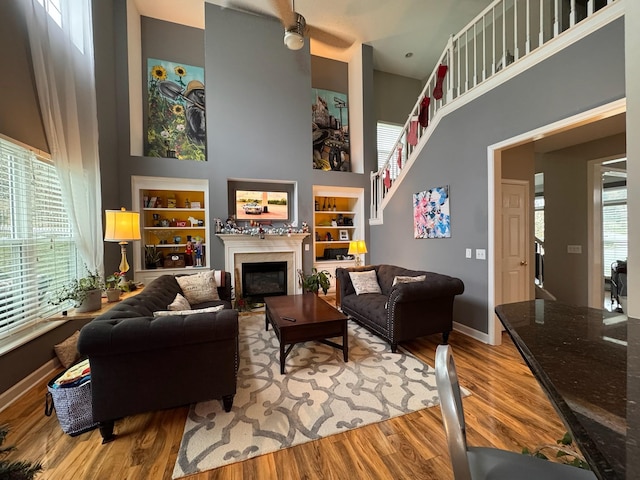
312 186 364 292
131 176 210 284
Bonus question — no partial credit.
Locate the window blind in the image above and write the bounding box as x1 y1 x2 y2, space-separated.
0 137 80 340
602 186 627 278
377 122 404 179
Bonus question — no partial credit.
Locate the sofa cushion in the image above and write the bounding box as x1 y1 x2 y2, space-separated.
392 275 426 286
342 293 388 329
153 305 225 317
377 265 427 295
168 293 191 310
349 270 382 295
177 270 220 304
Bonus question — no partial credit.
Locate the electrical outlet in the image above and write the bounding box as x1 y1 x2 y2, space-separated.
475 249 486 260
465 248 472 258
304 244 310 251
567 245 582 254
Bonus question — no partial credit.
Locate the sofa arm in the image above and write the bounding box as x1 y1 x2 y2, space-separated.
388 276 465 304
78 309 238 357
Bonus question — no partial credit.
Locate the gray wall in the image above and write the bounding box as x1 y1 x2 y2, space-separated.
119 5 371 271
373 70 422 126
541 133 626 306
311 56 348 93
369 18 626 333
0 0 48 152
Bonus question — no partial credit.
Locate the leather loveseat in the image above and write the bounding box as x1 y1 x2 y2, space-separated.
77 272 238 443
336 264 464 352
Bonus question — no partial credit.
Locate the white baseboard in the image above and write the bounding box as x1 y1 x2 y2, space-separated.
453 321 491 344
0 358 60 413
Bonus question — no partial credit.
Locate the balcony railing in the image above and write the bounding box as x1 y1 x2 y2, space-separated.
370 0 618 223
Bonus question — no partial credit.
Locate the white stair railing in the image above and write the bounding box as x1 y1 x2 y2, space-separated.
370 0 617 223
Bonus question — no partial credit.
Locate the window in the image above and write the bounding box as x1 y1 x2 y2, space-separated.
35 0 85 53
377 122 404 179
0 136 80 341
602 184 627 278
36 0 62 28
534 196 545 242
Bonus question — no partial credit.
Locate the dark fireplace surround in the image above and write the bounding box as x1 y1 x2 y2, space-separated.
242 261 287 301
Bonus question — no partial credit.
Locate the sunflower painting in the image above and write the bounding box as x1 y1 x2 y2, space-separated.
145 58 206 161
413 186 451 239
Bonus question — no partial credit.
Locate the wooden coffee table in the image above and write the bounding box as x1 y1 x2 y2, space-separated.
265 294 349 374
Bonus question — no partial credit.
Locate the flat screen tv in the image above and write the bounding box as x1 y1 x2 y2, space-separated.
234 189 290 222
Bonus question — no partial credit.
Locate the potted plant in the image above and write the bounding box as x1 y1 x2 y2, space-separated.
105 272 124 302
49 268 104 312
298 268 332 295
144 245 162 269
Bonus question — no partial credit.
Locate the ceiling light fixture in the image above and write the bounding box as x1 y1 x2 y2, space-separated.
284 5 306 51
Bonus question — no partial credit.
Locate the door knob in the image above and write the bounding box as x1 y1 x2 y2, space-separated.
520 260 528 266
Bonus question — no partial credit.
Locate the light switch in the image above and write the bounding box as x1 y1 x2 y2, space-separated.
304 244 310 251
465 248 472 258
567 245 582 254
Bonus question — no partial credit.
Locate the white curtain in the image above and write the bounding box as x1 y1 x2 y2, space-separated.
23 0 104 274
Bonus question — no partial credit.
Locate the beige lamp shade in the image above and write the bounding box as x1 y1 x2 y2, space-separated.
104 208 141 242
104 208 141 274
348 240 368 255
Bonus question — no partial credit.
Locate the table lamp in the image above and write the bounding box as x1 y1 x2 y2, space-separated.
348 239 367 267
104 207 141 275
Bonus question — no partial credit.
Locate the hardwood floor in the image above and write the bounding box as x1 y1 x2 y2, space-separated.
1 311 571 479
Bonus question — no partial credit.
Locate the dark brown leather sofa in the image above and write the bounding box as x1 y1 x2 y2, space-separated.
336 264 464 352
77 272 238 443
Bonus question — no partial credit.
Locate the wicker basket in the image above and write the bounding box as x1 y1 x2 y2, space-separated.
45 368 99 436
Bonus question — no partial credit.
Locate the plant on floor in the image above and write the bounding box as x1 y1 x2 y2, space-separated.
0 424 43 479
48 267 104 306
521 432 591 470
298 268 332 295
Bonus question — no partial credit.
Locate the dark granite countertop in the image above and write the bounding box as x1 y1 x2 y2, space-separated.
495 300 633 480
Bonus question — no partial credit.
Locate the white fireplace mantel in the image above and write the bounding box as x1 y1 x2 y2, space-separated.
217 233 310 296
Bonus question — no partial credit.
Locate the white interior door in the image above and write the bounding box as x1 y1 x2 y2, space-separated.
501 180 530 304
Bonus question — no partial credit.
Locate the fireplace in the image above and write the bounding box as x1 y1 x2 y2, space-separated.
242 261 287 301
217 233 309 296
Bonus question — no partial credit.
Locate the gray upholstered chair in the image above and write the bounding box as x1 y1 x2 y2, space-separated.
434 345 596 480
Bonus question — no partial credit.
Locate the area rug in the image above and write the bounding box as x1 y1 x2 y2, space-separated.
172 311 445 478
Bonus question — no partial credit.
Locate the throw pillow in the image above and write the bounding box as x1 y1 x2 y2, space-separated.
392 275 426 286
176 270 219 305
54 331 81 368
168 293 191 311
349 270 382 295
153 305 225 317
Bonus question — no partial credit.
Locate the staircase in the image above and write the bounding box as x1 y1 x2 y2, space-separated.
370 0 620 224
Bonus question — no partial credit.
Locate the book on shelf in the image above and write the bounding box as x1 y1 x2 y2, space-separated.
147 196 157 208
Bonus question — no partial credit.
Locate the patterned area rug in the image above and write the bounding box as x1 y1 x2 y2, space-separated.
172 311 445 478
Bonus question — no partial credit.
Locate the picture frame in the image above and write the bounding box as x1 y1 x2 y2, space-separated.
339 229 349 241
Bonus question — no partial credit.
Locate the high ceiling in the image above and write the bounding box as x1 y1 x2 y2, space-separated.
131 0 495 80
